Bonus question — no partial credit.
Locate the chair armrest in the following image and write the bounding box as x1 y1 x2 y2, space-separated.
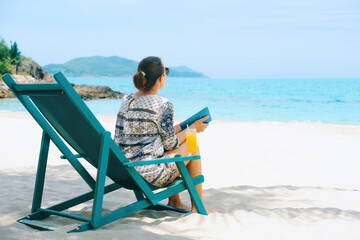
123 155 200 167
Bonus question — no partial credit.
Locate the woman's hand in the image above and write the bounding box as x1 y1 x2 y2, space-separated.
190 116 209 133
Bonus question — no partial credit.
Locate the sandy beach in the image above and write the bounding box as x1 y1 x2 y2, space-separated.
1 111 360 239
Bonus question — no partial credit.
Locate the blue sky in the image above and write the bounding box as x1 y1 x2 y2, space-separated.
1 0 359 78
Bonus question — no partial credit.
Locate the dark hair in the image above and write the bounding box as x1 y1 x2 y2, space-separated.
133 56 165 92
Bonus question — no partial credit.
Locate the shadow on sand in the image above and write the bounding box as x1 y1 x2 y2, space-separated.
1 164 360 239
204 185 360 222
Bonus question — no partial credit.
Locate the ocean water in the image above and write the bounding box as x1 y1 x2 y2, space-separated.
1 77 360 125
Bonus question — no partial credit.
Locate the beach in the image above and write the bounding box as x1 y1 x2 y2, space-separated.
1 111 360 239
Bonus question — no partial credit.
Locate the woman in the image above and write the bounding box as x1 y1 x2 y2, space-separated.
114 56 215 213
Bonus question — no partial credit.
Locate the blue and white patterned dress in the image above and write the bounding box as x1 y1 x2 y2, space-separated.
114 94 179 187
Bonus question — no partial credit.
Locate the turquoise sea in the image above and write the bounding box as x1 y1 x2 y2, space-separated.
1 77 360 125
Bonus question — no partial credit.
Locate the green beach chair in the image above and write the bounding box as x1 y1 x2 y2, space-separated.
2 72 207 233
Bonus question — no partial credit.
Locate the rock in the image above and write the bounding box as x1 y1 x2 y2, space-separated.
11 74 37 83
0 81 14 98
16 57 54 82
72 84 124 101
1 57 55 98
1 57 124 100
0 74 52 98
0 78 124 101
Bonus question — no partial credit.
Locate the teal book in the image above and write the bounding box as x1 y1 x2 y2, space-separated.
180 107 212 130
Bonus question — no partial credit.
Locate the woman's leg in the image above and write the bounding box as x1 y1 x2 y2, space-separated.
166 141 205 212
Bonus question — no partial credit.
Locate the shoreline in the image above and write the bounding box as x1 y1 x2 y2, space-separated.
2 110 360 139
1 109 360 128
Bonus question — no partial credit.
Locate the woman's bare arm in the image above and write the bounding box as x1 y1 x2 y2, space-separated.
174 116 209 145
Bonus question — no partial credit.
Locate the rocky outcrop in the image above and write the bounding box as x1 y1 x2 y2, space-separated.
0 74 54 98
0 81 14 98
1 57 124 100
16 57 53 82
72 84 124 100
1 57 55 98
1 77 124 100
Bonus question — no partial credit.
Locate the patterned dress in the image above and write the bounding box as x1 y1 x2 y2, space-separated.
114 94 179 187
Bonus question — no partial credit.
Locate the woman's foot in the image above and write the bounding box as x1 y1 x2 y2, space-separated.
192 206 219 213
167 199 191 211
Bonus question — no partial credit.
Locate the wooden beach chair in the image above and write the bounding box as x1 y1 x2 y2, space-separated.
2 72 207 233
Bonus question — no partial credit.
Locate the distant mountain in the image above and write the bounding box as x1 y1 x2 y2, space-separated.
43 56 208 78
169 66 208 78
43 56 138 77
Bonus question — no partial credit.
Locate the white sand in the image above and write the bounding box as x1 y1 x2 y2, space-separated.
1 111 360 239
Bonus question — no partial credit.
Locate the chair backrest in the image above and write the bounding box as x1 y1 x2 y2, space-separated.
3 72 137 190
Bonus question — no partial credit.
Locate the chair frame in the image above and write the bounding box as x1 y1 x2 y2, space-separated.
2 72 207 233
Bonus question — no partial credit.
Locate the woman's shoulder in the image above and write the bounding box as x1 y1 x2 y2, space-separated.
135 95 172 111
123 94 135 102
118 94 173 116
148 95 171 105
118 94 134 113
137 94 168 102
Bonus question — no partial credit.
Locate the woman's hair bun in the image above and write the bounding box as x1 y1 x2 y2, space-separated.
133 71 147 91
133 56 164 92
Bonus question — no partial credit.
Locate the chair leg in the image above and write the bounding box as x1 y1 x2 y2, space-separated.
90 131 111 228
175 162 207 215
31 131 50 213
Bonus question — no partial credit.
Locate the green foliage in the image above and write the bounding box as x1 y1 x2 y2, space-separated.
0 39 11 75
0 39 9 60
0 38 24 75
9 41 22 73
9 41 21 60
0 61 11 76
